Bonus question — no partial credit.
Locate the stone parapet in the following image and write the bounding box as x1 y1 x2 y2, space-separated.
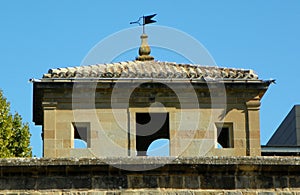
0 157 300 194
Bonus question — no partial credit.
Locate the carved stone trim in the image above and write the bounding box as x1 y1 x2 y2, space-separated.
42 102 58 110
246 100 261 110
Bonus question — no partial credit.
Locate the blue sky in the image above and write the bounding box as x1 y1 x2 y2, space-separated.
0 1 299 157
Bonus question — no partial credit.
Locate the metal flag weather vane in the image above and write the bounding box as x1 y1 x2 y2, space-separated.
130 14 157 33
130 14 157 61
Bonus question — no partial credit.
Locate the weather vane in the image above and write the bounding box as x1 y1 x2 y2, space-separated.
130 14 157 34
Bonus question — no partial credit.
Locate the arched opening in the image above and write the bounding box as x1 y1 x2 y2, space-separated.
74 139 87 148
136 112 169 156
147 138 170 156
72 122 90 149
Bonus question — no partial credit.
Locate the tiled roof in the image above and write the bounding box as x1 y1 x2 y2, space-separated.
42 61 258 80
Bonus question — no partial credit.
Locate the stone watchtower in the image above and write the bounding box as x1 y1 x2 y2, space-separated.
32 32 272 158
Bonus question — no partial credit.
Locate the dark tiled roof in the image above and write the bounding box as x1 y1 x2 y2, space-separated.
42 61 258 80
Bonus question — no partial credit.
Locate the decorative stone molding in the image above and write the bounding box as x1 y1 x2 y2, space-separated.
246 99 261 110
42 101 58 110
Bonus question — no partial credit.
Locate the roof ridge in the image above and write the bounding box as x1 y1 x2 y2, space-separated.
42 60 259 80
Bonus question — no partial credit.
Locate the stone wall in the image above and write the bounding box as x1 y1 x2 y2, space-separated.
0 157 300 194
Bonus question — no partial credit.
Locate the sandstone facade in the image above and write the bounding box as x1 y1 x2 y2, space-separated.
33 80 270 158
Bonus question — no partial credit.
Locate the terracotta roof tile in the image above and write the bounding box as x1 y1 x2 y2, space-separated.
42 61 259 80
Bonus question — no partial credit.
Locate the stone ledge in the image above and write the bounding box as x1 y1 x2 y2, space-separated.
1 156 300 167
0 156 300 191
0 190 299 195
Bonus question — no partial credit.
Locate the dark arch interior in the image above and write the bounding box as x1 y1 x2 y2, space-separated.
136 112 170 156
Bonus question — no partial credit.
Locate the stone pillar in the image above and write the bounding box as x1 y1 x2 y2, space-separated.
129 109 137 157
245 98 261 156
42 102 57 157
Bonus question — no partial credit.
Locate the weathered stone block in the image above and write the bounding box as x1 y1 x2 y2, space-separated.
143 176 158 188
70 177 92 189
56 122 72 139
273 176 288 188
234 139 246 148
44 192 62 195
256 175 274 189
233 148 247 156
44 139 56 149
87 192 105 195
240 191 256 195
184 175 200 189
44 130 55 139
56 149 71 157
127 176 142 189
105 191 121 195
257 192 276 195
43 148 56 157
55 110 74 122
29 192 42 195
93 176 127 189
201 175 235 189
44 109 56 131
279 192 293 195
19 193 31 195
194 191 224 195
157 175 171 188
289 176 300 188
63 140 72 148
0 177 36 190
170 175 184 189
235 176 251 189
56 140 64 149
37 177 72 189
224 192 243 195
157 175 184 189
121 191 140 195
